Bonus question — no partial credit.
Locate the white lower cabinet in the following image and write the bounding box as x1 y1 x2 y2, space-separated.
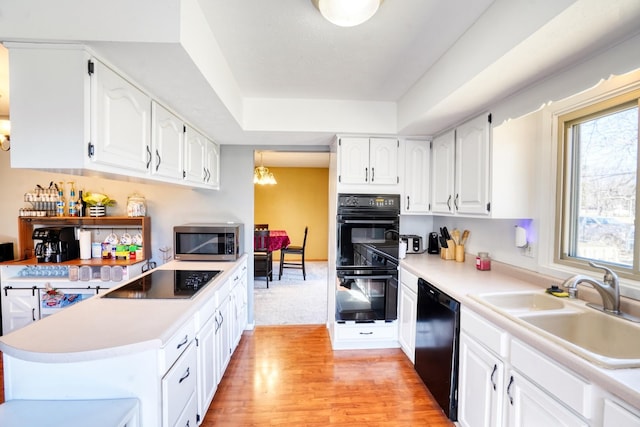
215 283 233 385
505 370 587 427
162 341 197 427
1 288 39 333
603 398 640 427
196 314 216 423
458 332 505 427
459 307 607 427
398 268 417 362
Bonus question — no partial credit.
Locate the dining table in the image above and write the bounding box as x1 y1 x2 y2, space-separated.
266 230 290 252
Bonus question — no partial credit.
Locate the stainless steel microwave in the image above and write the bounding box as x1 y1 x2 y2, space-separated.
174 223 243 261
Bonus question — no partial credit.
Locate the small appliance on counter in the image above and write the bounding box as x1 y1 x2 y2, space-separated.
427 232 440 254
400 234 423 253
33 227 79 263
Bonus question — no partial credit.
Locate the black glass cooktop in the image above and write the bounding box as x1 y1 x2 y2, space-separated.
103 269 221 299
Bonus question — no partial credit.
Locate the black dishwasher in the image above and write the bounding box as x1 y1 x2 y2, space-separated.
415 278 460 421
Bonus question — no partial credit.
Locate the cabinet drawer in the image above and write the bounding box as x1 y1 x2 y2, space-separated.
160 318 196 372
162 342 197 427
603 399 640 427
400 268 418 294
172 390 197 427
511 339 592 418
335 322 397 341
461 307 509 358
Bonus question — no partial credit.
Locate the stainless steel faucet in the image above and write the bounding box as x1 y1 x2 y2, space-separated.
561 261 620 314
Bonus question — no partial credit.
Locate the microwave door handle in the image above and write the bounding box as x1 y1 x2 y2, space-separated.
341 220 396 225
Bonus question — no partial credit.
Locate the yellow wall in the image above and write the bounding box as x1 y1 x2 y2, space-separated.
254 167 328 261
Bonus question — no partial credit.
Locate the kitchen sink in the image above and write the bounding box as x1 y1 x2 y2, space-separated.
471 291 567 314
470 290 640 368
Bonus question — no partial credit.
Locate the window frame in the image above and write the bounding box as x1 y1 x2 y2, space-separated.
555 88 640 280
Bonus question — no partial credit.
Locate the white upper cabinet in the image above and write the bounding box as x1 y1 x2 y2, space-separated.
431 130 456 214
338 137 399 187
455 114 490 214
431 112 534 218
91 59 151 173
150 102 185 181
184 126 220 189
8 43 219 190
402 139 431 214
431 115 490 216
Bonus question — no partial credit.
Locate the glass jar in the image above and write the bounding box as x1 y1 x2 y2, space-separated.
127 194 146 217
476 252 491 271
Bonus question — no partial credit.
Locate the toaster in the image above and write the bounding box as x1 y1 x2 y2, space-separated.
401 235 423 253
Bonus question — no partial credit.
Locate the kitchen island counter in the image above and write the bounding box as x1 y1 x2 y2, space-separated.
0 256 247 363
400 253 640 412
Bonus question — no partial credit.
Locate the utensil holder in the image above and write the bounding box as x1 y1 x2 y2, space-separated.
441 240 456 260
455 244 465 262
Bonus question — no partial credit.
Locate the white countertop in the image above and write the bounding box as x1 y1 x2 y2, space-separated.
400 253 640 409
0 256 246 363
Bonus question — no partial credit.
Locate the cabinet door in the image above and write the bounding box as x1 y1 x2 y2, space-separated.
505 371 587 427
151 102 184 180
204 139 220 189
369 138 398 185
1 288 39 334
458 332 504 427
603 398 640 427
431 130 455 214
184 126 207 183
403 139 431 213
92 60 151 172
398 283 417 363
196 315 216 420
215 297 232 384
338 137 370 184
455 114 490 214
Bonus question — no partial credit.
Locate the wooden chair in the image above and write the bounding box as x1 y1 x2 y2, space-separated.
279 226 308 280
254 223 269 231
254 229 272 287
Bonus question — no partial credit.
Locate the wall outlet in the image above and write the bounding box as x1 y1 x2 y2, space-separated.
523 243 535 258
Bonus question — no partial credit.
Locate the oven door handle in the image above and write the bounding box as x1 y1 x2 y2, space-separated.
339 219 397 225
342 275 395 280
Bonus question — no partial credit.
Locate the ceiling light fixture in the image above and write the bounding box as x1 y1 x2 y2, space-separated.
312 0 383 27
254 152 277 185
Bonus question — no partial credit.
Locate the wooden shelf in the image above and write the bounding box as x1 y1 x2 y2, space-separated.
16 216 151 263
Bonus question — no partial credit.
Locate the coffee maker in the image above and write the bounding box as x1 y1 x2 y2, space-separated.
33 227 79 263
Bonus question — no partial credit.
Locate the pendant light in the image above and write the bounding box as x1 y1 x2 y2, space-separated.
311 0 383 27
254 152 277 185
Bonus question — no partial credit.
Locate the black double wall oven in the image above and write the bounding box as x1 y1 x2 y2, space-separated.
335 194 400 322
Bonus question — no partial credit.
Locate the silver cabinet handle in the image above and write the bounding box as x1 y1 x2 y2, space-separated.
155 149 161 171
32 308 36 321
176 335 188 350
454 193 459 211
145 145 152 169
371 167 375 182
365 167 368 182
406 196 410 210
178 367 190 384
490 364 497 391
507 375 514 405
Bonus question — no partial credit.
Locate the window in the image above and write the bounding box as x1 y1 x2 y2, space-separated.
557 89 640 278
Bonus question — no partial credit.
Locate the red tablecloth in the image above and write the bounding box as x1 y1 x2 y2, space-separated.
267 230 290 252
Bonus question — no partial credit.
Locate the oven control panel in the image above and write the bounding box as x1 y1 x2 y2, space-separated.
338 194 399 208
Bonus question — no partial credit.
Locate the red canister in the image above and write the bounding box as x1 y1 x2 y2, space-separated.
476 252 491 270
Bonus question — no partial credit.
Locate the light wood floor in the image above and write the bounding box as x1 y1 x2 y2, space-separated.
203 325 454 426
0 326 454 426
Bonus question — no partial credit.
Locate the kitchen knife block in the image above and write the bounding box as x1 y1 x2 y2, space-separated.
440 240 456 260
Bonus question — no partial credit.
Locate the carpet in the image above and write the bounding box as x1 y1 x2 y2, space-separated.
253 261 328 325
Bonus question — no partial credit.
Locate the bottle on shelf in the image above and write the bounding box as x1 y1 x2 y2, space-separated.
68 182 77 217
55 181 66 217
77 190 86 217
